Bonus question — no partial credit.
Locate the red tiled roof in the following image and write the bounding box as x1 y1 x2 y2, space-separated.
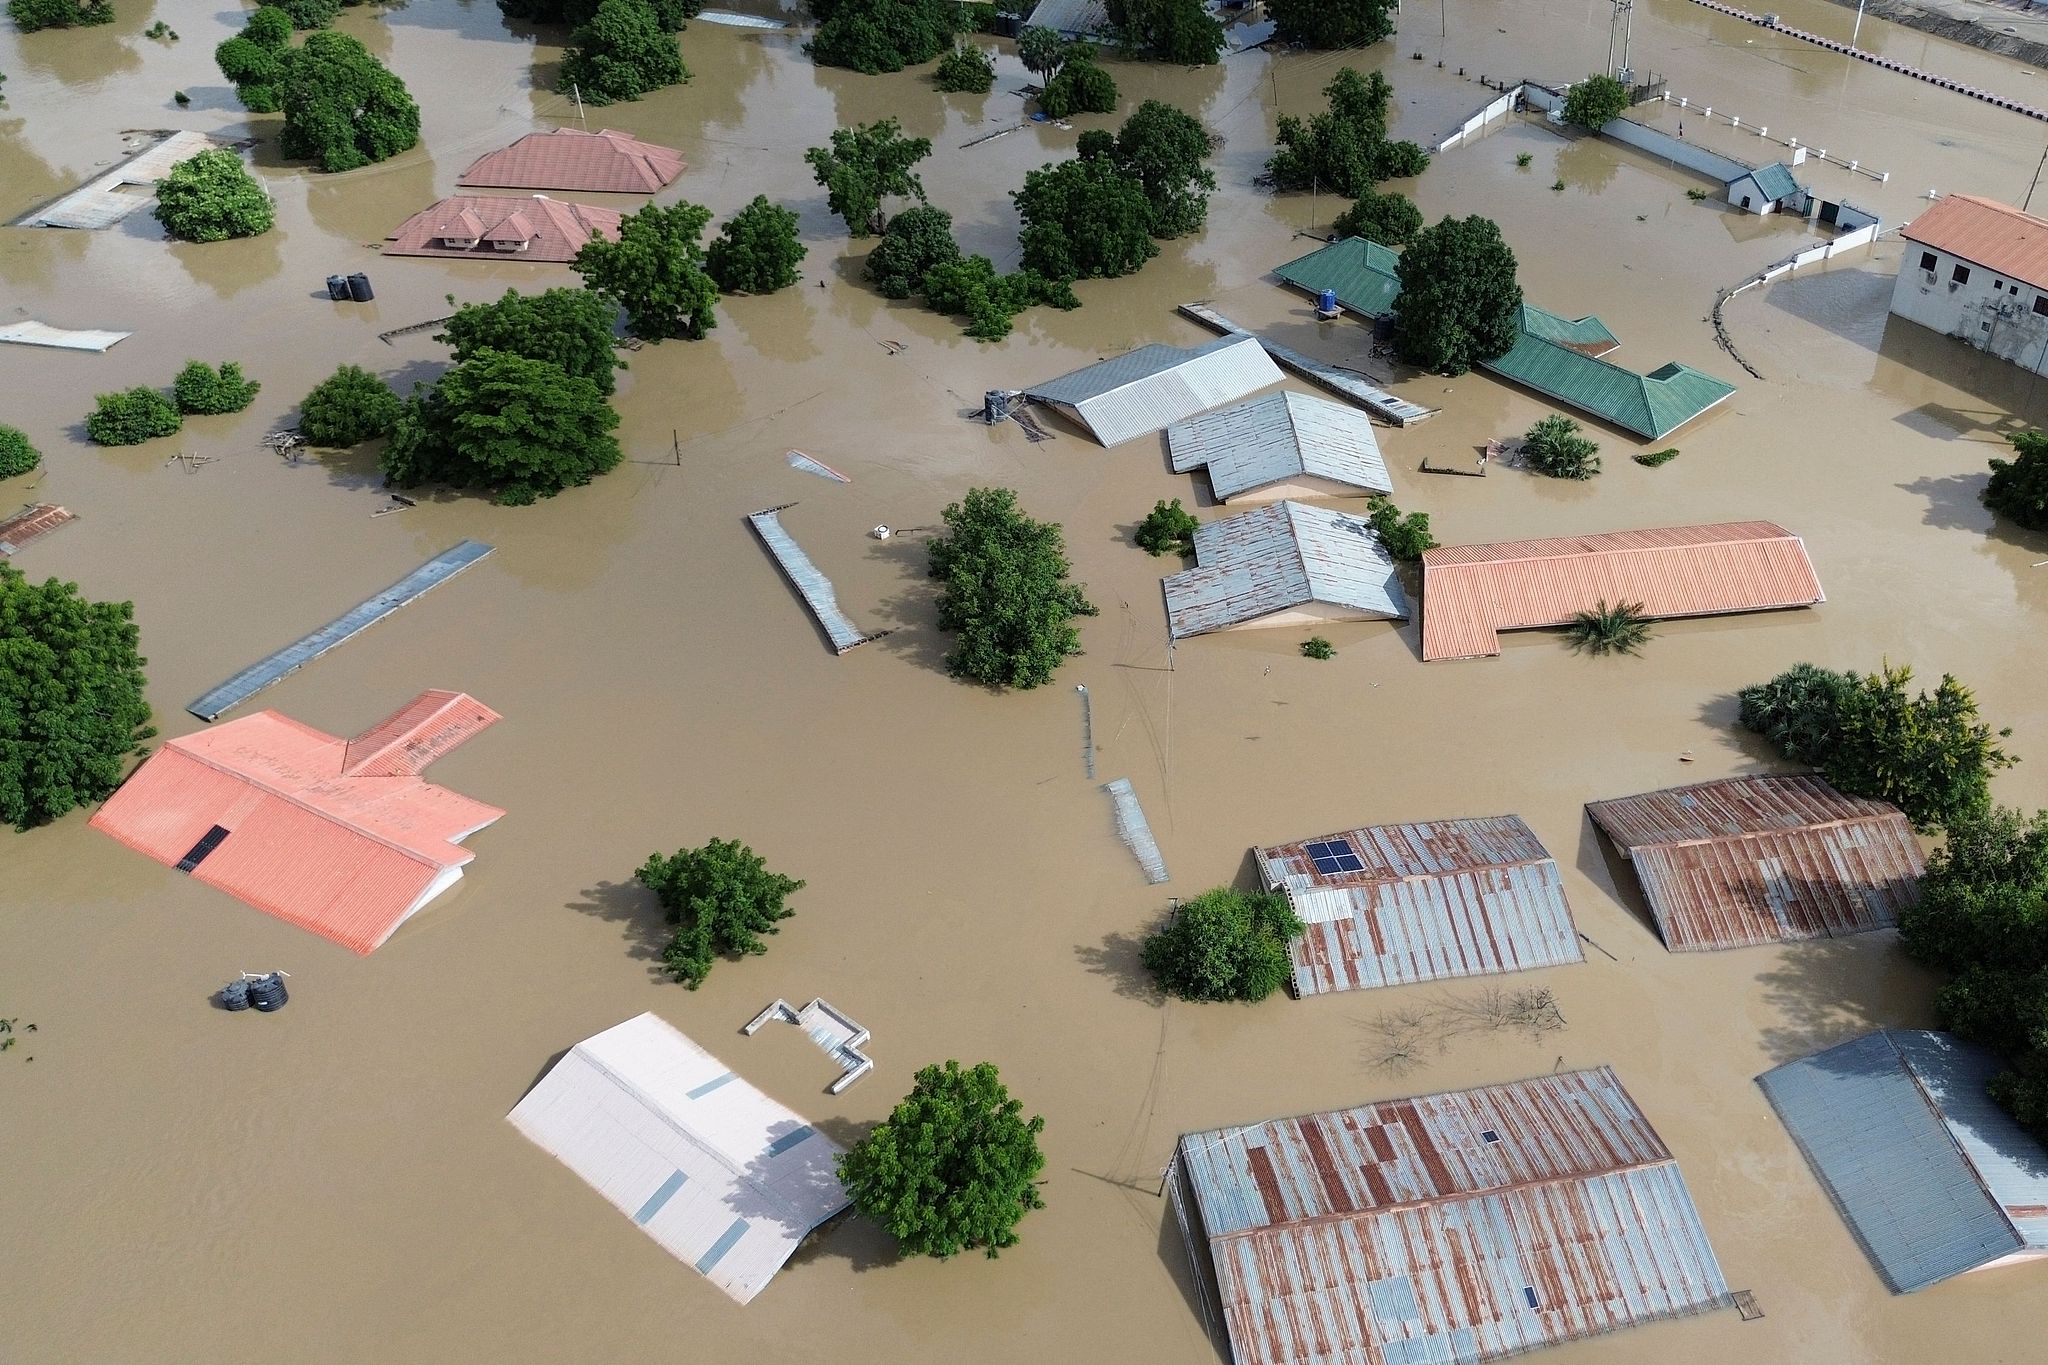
456 128 685 193
89 691 503 954
383 195 621 263
1419 521 1824 661
1900 194 2048 293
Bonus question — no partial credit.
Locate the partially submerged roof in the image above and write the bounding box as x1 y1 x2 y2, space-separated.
1729 161 1802 201
1021 0 1108 36
457 127 685 193
1758 1030 2048 1294
1272 235 1404 317
1162 500 1408 638
1166 390 1391 501
1587 774 1924 950
1255 814 1582 995
15 130 233 229
1516 303 1618 355
1419 520 1824 661
1024 335 1283 446
509 1013 850 1304
1172 1067 1730 1365
1480 316 1736 439
383 194 622 262
0 504 76 556
1900 193 2048 292
90 691 504 954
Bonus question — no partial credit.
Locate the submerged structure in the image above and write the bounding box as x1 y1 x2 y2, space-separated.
383 195 622 262
1168 1067 1731 1365
456 127 684 193
1163 500 1408 639
14 130 232 229
1891 194 2048 377
1022 335 1282 447
1166 390 1391 503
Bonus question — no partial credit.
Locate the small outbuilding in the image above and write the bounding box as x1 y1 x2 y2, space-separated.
1166 390 1391 503
456 127 685 193
1023 335 1283 446
1272 235 1403 318
1162 500 1408 639
1724 160 1806 215
383 194 622 262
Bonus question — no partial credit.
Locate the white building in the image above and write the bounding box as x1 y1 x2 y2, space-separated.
1890 194 2048 376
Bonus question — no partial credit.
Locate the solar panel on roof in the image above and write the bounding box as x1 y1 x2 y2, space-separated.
176 825 231 872
1305 838 1366 875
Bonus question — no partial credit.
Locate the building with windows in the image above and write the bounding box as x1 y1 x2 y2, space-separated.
1890 194 2048 376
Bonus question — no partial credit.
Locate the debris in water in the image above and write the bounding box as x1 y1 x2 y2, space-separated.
747 504 889 654
1103 778 1168 885
787 450 851 483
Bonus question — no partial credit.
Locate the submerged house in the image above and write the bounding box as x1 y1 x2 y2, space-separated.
1724 160 1807 215
383 195 622 262
1019 0 1107 36
1023 335 1282 446
1168 1067 1731 1365
1162 500 1408 639
1759 1030 2048 1294
90 690 503 954
456 127 685 193
1166 390 1392 503
1254 814 1582 996
1890 194 2048 377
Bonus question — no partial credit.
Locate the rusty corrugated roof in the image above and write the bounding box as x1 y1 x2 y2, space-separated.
1171 1067 1731 1365
1586 774 1923 951
1419 520 1824 661
457 128 685 193
1163 501 1409 638
0 504 75 555
1900 194 2048 293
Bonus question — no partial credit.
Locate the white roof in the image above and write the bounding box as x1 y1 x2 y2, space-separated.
1163 500 1410 637
1167 390 1391 500
508 1012 850 1304
1025 335 1284 447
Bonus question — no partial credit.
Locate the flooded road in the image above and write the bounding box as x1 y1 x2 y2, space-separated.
3 0 2047 1360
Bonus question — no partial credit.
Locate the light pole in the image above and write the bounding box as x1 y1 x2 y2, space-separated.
1852 0 1867 47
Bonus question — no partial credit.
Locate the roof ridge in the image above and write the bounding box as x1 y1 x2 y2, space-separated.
167 741 464 870
1882 1032 2022 1236
1427 524 1796 568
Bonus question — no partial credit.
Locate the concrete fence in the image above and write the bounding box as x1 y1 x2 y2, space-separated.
1729 218 1885 299
1435 86 1524 153
1657 93 1890 182
1598 116 1751 183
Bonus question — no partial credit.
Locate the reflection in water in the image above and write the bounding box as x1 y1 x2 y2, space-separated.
171 225 287 298
1553 135 1620 195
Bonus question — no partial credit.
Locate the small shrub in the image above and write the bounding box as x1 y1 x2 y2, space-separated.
1329 187 1422 248
1038 58 1116 118
297 364 400 446
1566 599 1652 656
1134 497 1197 556
934 43 994 93
172 361 261 415
1550 178 1565 192
1522 413 1601 480
1300 636 1335 660
0 425 39 478
86 389 182 446
1633 447 1679 467
1514 152 1532 168
1365 494 1436 561
635 837 803 988
1686 187 1709 202
173 90 191 105
1562 72 1630 130
1985 429 2048 531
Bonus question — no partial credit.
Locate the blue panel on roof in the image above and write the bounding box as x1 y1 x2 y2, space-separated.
686 1071 737 1099
765 1125 815 1157
695 1217 750 1274
633 1170 688 1225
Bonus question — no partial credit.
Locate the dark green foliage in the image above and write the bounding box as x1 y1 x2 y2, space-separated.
1392 214 1522 375
1364 494 1434 561
174 90 191 104
1521 413 1600 480
1330 187 1421 247
1037 57 1115 117
573 200 718 340
1076 128 1113 160
864 204 959 298
1140 887 1304 1002
0 565 155 831
8 0 112 31
1113 99 1214 237
216 7 293 109
0 426 39 478
154 149 274 243
1014 154 1157 280
272 0 339 27
1267 68 1428 196
440 288 622 395
1737 661 2017 833
1015 24 1072 80
1563 73 1631 130
297 364 401 446
837 1060 1046 1259
926 487 1097 689
144 18 174 37
633 837 803 987
560 0 687 105
85 389 181 446
1266 0 1390 48
919 257 1074 341
1566 599 1651 656
1986 429 2048 531
1300 636 1335 660
172 361 261 415
246 4 294 43
704 196 806 295
1135 497 1197 556
805 117 933 237
934 43 994 92
279 32 420 171
381 350 622 502
500 0 698 28
807 0 963 73
1633 447 1680 467
1105 0 1221 64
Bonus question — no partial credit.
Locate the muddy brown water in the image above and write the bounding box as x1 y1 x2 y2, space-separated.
4 0 2048 1359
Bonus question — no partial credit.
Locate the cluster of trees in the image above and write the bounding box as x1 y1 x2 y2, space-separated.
85 360 262 444
0 426 41 479
807 118 933 238
1266 0 1391 49
560 0 688 105
574 201 719 339
934 44 993 93
704 196 806 294
634 837 802 987
927 487 1097 689
215 5 296 111
1985 428 2048 531
297 364 402 446
8 0 111 31
217 13 420 171
500 0 701 28
1141 888 1304 1003
1105 0 1222 65
1392 214 1522 374
807 0 963 73
1268 69 1427 198
153 149 274 243
1521 414 1600 480
1038 49 1117 119
1016 101 1215 281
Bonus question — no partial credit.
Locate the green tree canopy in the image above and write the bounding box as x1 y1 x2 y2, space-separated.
297 364 401 446
805 117 933 237
172 361 261 415
927 487 1096 688
1105 0 1221 64
1986 429 2048 531
1140 887 1304 1002
1392 214 1522 374
86 389 181 446
279 32 421 172
704 196 807 294
863 204 960 298
633 837 803 987
559 0 687 105
573 200 719 340
382 349 622 503
1016 25 1078 81
1520 413 1600 480
920 257 1075 341
1266 67 1428 196
934 43 994 92
8 0 111 31
271 0 339 28
440 288 622 395
1014 153 1158 281
1135 497 1197 556
806 0 963 73
1563 73 1631 130
1330 187 1421 247
0 565 155 831
1365 494 1435 561
1266 0 1391 48
837 1060 1046 1259
153 148 274 243
1037 56 1116 118
0 426 40 479
1111 99 1215 238
499 0 699 30
215 6 293 111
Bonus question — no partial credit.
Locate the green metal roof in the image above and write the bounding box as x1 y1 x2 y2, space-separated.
1517 304 1619 353
1481 335 1737 440
1272 237 1403 318
1733 161 1802 201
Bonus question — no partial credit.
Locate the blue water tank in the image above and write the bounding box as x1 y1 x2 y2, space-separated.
1318 288 1338 314
346 273 374 303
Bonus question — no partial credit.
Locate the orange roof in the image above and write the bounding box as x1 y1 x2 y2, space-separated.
89 691 504 954
1900 195 2048 293
1419 521 1824 661
383 195 621 263
457 128 685 193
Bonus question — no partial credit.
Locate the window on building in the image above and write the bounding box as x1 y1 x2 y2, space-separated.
1982 321 1994 332
1953 264 1972 285
2033 295 2048 317
2012 285 2022 297
1919 251 1936 271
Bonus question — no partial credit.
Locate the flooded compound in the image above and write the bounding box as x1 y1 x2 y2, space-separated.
3 0 2048 1360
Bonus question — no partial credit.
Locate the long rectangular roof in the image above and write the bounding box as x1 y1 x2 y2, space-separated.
1419 521 1824 661
1025 335 1282 447
1256 815 1583 995
1273 235 1404 317
1479 324 1736 439
1587 774 1924 950
508 1013 850 1304
1166 390 1391 501
1163 500 1408 638
1022 0 1108 35
1900 194 2048 292
457 128 685 193
1758 1030 2048 1293
1173 1067 1730 1365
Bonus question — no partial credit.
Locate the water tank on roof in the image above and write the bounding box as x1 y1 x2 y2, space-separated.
346 273 374 303
1316 288 1339 318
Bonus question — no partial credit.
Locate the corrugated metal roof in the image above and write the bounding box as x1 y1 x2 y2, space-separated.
1026 336 1283 447
1587 774 1924 951
1167 391 1392 501
457 128 684 193
0 504 76 555
1517 304 1619 355
1758 1030 2048 1293
1749 161 1802 201
1163 501 1408 638
1900 194 2048 291
509 1013 850 1305
16 130 233 229
384 195 622 262
1273 236 1404 317
1479 330 1736 439
1256 815 1583 995
1022 0 1109 34
1418 521 1824 661
1173 1068 1730 1365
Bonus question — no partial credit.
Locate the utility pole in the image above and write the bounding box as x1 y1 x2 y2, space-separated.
1852 0 1868 48
1607 0 1635 81
2025 142 2048 213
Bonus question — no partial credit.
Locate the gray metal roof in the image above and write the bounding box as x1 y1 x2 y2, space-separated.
1758 1030 2048 1293
1167 391 1392 501
1163 501 1408 638
1022 0 1109 35
1025 336 1284 447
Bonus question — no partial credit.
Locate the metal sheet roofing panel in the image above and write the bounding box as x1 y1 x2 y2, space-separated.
1027 336 1283 447
1899 195 2048 292
1022 0 1109 34
1751 161 1802 200
1164 501 1408 638
1273 236 1404 317
1167 391 1391 500
1479 332 1736 440
1517 305 1619 354
1888 1031 2048 1252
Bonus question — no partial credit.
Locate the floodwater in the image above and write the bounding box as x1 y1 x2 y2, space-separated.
3 0 2047 1359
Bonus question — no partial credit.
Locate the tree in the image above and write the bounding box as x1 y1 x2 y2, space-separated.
1986 429 2048 531
382 350 622 502
1566 600 1651 656
633 837 803 987
1520 413 1600 479
216 6 293 112
1737 661 2017 832
279 32 420 172
172 361 261 415
1267 68 1429 197
440 288 622 395
559 0 687 105
1365 494 1434 560
1266 0 1391 48
297 364 401 446
573 200 719 340
1037 57 1116 118
837 1060 1045 1259
1140 887 1303 1002
153 149 274 243
806 118 933 237
8 0 111 31
1135 498 1197 555
705 196 807 295
1105 0 1221 64
0 565 155 831
934 43 994 92
1015 25 1072 81
919 257 1074 341
1112 99 1214 237
0 426 39 479
1563 73 1631 131
500 0 699 31
863 204 960 298
86 389 181 445
1392 214 1522 375
807 0 962 73
1330 187 1421 247
927 487 1097 689
271 0 339 27
1014 154 1158 281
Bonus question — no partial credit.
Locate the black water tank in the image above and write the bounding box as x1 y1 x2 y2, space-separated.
219 978 252 1011
346 273 374 303
327 275 350 301
247 973 289 1012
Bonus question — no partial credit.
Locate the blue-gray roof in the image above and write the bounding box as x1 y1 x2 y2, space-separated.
1162 501 1409 638
1021 0 1107 35
1166 391 1391 501
1758 1030 2048 1293
1024 336 1283 447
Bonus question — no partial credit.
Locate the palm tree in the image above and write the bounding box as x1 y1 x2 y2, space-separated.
1566 599 1652 656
